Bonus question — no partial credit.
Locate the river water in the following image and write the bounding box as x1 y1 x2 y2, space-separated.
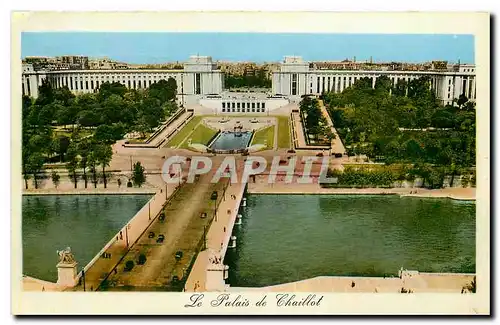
22 194 151 282
224 194 476 287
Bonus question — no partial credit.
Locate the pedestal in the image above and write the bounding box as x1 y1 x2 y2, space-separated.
57 261 78 287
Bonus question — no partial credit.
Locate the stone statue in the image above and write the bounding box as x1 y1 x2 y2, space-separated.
57 247 76 264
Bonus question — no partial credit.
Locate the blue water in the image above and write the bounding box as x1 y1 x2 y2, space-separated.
210 131 252 151
22 195 151 282
225 194 476 287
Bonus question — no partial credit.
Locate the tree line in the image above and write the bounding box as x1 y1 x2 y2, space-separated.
224 69 271 89
22 78 178 189
299 96 335 145
323 76 476 178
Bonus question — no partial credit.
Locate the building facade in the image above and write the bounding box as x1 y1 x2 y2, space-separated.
22 55 476 108
272 56 476 106
21 56 224 106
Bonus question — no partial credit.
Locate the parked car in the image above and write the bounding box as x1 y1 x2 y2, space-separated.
175 251 183 261
211 191 218 200
148 232 155 239
156 234 165 243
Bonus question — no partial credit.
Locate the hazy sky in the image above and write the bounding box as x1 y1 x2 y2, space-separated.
21 32 475 64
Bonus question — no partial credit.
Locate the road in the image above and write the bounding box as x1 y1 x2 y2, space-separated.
100 173 227 291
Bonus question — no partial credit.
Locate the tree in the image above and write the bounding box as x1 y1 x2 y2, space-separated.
65 144 79 188
132 162 146 187
52 136 71 162
27 153 45 189
374 76 392 93
78 139 90 188
95 144 113 188
457 94 469 108
51 171 61 189
87 151 98 188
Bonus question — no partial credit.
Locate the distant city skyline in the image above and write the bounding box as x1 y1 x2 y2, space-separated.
21 32 475 64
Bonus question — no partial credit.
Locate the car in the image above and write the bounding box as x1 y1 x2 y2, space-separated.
211 191 218 200
175 251 183 260
148 231 155 239
156 234 165 243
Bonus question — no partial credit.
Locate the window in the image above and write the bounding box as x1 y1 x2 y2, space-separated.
237 108 240 112
96 81 99 89
232 102 235 109
26 80 31 96
128 80 131 88
237 102 240 109
322 77 325 93
462 79 467 95
80 81 83 90
317 77 320 93
291 73 298 95
449 79 452 85
133 80 136 88
222 108 226 112
327 77 331 91
91 80 94 90
222 102 226 109
138 80 142 88
85 81 89 90
262 103 265 109
69 77 73 89
232 108 235 112
257 103 260 109
149 80 152 86
252 108 255 112
195 73 201 94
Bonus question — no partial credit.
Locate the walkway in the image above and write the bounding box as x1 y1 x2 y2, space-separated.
319 100 346 155
229 273 475 293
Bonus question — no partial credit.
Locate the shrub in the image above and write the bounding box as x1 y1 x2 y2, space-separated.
137 254 147 265
124 260 134 271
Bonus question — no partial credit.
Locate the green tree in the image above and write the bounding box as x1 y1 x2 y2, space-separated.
27 152 45 189
457 93 469 108
132 161 146 187
95 144 113 188
51 171 61 189
78 139 90 188
87 151 98 188
65 143 79 188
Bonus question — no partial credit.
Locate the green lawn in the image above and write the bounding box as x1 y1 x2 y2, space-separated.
251 126 275 149
164 116 202 148
277 116 291 149
180 123 218 148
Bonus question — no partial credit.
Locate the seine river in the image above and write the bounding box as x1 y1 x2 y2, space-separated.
224 194 476 287
22 195 151 282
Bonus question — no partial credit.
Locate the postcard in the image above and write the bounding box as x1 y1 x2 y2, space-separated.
11 11 490 315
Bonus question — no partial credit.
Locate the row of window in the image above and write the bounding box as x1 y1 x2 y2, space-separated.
222 102 266 109
221 108 266 113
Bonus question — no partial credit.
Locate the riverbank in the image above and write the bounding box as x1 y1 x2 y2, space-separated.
228 272 475 293
247 180 476 201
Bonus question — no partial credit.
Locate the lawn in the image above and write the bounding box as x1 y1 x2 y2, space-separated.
180 124 218 148
164 116 202 148
277 116 291 149
251 126 275 149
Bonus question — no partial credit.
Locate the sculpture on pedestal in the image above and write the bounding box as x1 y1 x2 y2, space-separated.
57 247 76 264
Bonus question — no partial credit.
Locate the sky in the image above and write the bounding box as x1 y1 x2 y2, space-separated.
21 32 475 64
